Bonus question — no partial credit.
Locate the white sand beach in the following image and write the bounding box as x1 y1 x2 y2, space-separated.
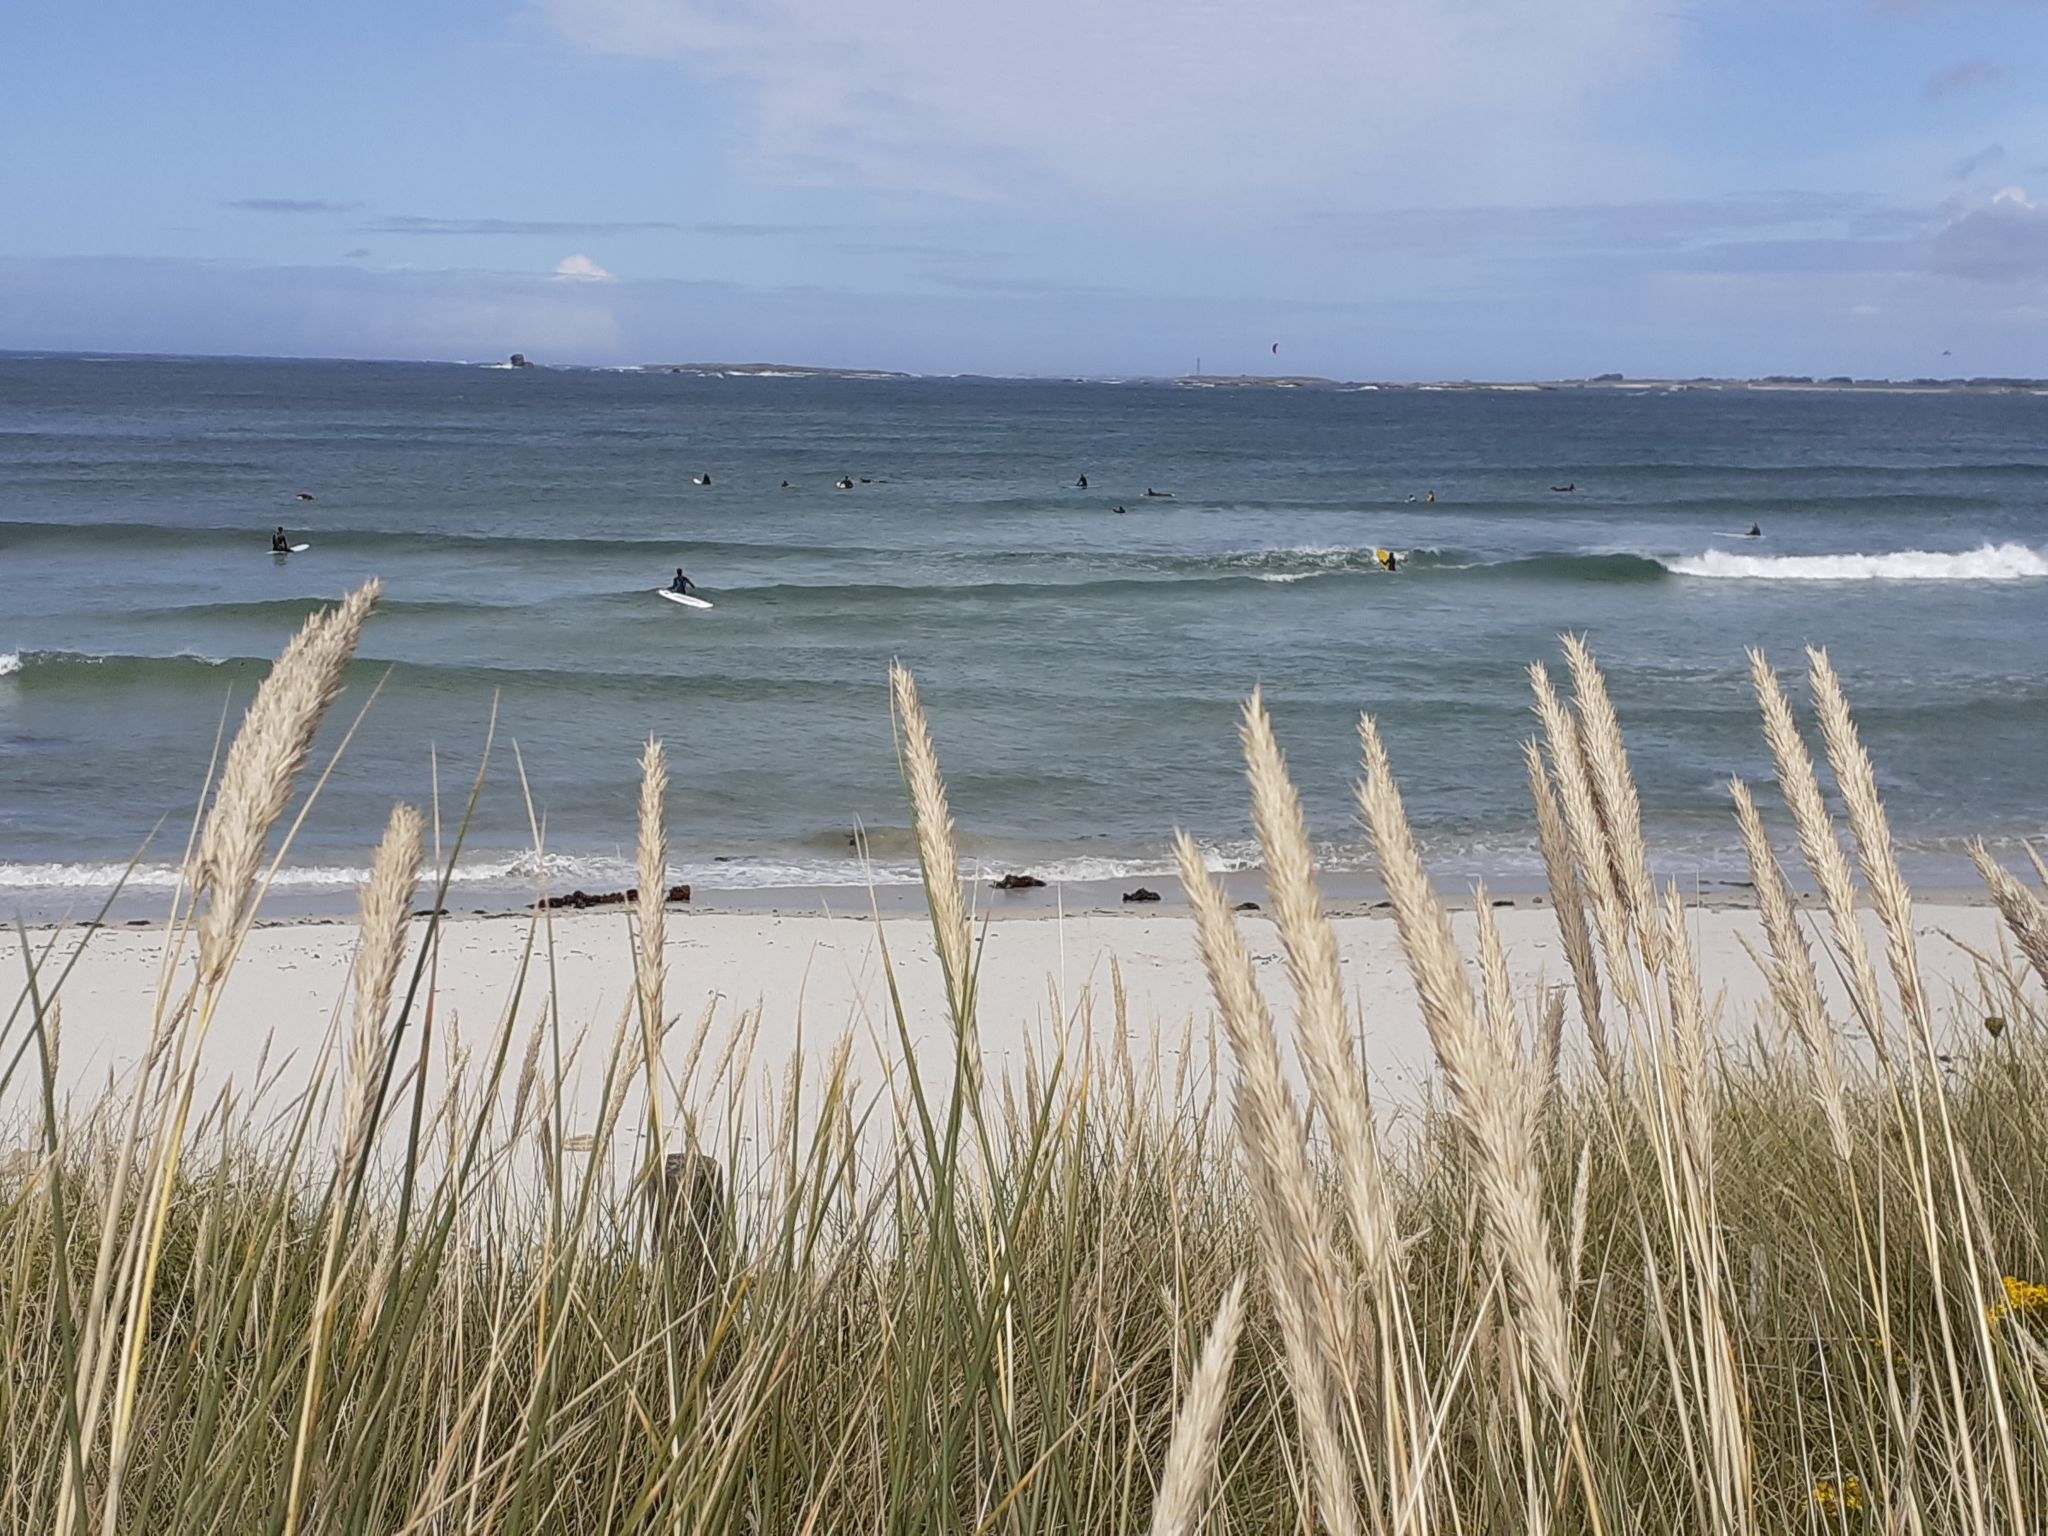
21 897 2009 1142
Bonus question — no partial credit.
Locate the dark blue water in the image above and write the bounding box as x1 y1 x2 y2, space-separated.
3 355 2046 909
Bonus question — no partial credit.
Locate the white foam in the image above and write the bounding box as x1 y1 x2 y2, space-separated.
0 652 18 678
1667 543 2048 582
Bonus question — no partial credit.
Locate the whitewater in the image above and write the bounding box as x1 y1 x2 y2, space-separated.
1666 542 2048 582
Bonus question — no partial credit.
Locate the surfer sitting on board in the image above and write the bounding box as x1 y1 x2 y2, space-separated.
669 568 697 595
271 527 291 553
1746 523 1761 538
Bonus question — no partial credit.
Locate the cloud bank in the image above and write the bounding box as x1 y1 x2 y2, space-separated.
537 0 1680 207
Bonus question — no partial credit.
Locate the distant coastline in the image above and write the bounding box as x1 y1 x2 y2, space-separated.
6 350 2045 394
618 362 2048 395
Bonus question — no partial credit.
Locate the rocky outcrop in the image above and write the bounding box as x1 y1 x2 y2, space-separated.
535 884 691 911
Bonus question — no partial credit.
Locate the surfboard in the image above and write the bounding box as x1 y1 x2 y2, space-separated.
656 588 714 610
271 543 310 554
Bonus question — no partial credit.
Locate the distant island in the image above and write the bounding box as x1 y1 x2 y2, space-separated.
481 355 2048 394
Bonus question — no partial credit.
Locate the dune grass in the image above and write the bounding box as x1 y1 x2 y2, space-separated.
7 583 2048 1532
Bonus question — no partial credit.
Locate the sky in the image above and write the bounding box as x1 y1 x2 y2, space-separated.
1 0 2045 378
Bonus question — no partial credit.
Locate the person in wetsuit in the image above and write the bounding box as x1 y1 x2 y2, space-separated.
271 527 291 553
669 568 696 594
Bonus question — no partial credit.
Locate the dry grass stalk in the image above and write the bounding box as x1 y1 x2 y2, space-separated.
1658 886 1757 1534
1472 889 1518 1057
191 580 381 983
1731 777 1850 1162
1524 738 1607 1068
284 800 423 1535
1535 988 1566 1109
1748 649 1890 1053
1971 841 2048 993
338 802 423 1168
1241 692 1400 1282
1562 635 1660 970
634 736 672 1159
890 664 976 1044
1146 1277 1247 1536
1175 831 1362 1536
1807 648 1931 1039
1658 886 1715 1183
1530 663 1645 1023
1356 715 1574 1408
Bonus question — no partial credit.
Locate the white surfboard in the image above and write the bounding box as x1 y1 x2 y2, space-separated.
656 588 714 610
271 543 310 554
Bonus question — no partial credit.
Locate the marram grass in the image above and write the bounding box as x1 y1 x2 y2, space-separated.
7 593 2048 1532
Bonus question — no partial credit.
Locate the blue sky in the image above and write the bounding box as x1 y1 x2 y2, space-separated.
2 0 2044 377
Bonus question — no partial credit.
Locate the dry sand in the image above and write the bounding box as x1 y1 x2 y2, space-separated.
15 897 2011 1148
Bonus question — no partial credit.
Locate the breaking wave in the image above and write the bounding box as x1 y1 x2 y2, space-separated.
1665 543 2048 582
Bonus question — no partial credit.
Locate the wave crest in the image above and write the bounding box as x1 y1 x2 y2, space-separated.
1666 543 2048 582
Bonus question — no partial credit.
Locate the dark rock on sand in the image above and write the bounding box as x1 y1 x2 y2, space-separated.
1234 901 1261 912
991 873 1046 890
1123 887 1162 903
536 884 690 911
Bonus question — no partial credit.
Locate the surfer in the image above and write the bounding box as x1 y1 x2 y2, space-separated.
295 492 315 503
1377 549 1400 573
1551 483 1577 493
780 480 793 490
1143 487 1174 499
271 527 291 553
1113 504 1127 515
1076 474 1088 489
1746 522 1762 538
692 473 712 487
1426 489 1436 504
669 568 697 595
837 476 854 490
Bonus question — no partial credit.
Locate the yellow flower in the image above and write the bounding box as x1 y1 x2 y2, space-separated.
1987 1276 2048 1326
1813 1475 1865 1516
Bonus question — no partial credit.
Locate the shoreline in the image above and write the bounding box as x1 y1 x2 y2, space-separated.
15 867 2001 934
20 894 2012 1145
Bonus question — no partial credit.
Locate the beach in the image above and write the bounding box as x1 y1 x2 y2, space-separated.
28 893 2011 1139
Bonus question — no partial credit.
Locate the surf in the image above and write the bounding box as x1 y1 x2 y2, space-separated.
1665 543 2048 582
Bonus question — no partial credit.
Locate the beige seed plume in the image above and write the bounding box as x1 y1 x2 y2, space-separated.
1241 691 1400 1282
1808 648 1929 1037
1473 887 1519 1056
338 802 422 1168
1748 649 1890 1052
192 580 381 981
890 663 975 1032
1530 662 1644 1021
634 737 671 1153
1731 777 1849 1162
1175 831 1362 1536
1971 842 2048 994
1146 1277 1247 1536
1562 634 1659 968
1659 884 1715 1174
1525 738 1607 1068
1357 715 1575 1406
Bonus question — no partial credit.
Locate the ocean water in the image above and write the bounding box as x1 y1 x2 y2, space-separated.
3 354 2047 915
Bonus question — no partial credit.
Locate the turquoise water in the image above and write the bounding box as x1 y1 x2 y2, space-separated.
3 355 2046 914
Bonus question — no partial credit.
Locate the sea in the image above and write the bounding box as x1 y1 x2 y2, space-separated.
3 354 2046 919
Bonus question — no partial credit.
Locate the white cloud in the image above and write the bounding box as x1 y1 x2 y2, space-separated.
553 253 618 282
536 0 1681 208
1930 186 2048 283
